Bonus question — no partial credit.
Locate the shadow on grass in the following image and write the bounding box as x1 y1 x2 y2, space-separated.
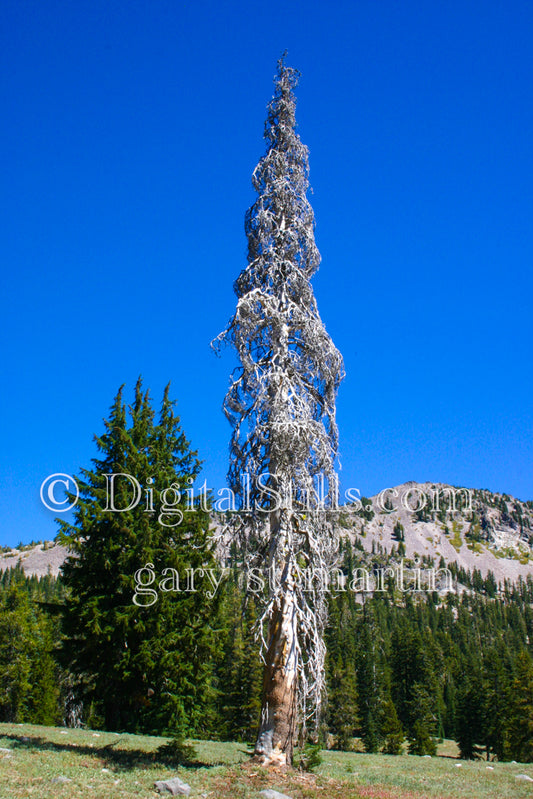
3 733 226 771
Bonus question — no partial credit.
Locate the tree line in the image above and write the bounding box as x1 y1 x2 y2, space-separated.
2 538 533 761
1 380 532 762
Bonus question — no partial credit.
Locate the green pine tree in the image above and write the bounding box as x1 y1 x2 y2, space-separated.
454 660 485 760
216 580 262 742
505 651 533 762
408 719 437 756
482 644 512 760
356 603 386 753
390 622 439 747
381 697 404 755
58 380 218 735
328 653 359 750
0 567 60 724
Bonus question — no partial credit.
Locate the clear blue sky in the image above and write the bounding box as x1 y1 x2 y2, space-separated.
1 0 532 546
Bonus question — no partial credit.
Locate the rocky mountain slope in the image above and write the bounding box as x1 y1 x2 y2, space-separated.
340 481 533 584
1 482 532 584
0 540 70 578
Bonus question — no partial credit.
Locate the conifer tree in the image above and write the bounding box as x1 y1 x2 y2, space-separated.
215 56 344 764
327 653 359 750
58 380 217 735
381 698 404 755
216 581 263 742
482 644 512 760
505 651 533 762
390 623 439 748
408 719 437 756
325 587 359 750
454 682 484 760
0 566 60 724
356 604 387 752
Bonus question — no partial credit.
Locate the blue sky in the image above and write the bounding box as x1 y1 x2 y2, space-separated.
1 0 532 546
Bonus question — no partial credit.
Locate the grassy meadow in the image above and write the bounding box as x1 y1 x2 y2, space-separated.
1 724 532 799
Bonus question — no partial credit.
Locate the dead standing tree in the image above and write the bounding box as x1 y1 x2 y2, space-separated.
215 57 344 765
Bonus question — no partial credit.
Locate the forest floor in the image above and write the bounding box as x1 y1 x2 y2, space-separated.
0 723 532 799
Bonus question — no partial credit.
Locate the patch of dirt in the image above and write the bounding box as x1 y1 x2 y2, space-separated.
204 761 444 799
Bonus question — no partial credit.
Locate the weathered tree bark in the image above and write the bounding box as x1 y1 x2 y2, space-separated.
254 506 298 764
254 592 298 764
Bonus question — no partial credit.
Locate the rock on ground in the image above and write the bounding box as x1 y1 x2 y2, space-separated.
154 776 192 796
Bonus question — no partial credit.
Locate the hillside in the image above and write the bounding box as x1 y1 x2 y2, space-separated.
341 481 533 584
1 482 532 584
0 540 69 578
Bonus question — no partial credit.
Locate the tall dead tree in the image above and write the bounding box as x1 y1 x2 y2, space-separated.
215 56 344 765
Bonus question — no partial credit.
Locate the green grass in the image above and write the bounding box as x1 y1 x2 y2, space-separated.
450 522 463 552
1 724 532 799
489 546 530 562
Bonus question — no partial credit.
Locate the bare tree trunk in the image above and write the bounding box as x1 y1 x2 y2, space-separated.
254 575 298 764
254 481 299 764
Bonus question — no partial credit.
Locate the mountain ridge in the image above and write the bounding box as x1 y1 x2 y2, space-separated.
2 481 532 583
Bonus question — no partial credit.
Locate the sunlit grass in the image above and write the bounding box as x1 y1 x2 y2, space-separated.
1 723 532 799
